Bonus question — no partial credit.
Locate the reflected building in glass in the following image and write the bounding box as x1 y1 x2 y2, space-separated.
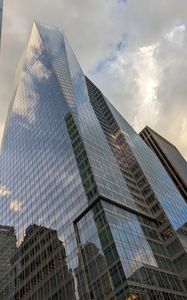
9 224 75 300
0 22 187 299
0 225 16 299
139 126 187 201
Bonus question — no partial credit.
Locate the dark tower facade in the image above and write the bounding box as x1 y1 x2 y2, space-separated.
139 126 187 201
0 23 186 299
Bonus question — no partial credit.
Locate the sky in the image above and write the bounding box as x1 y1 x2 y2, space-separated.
0 0 187 159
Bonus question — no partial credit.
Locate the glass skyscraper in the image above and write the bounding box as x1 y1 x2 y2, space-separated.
0 22 187 299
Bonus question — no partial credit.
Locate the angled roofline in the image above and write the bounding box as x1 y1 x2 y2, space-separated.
139 125 179 152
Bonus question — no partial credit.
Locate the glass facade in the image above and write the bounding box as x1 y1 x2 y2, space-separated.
0 22 186 299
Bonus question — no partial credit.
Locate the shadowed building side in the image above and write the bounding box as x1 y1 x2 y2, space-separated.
139 126 187 201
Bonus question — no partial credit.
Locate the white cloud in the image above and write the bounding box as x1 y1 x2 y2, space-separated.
88 2 187 159
153 23 187 158
0 185 11 196
10 199 22 212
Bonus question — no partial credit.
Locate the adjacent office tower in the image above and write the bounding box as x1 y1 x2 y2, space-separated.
0 22 187 299
140 126 187 201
